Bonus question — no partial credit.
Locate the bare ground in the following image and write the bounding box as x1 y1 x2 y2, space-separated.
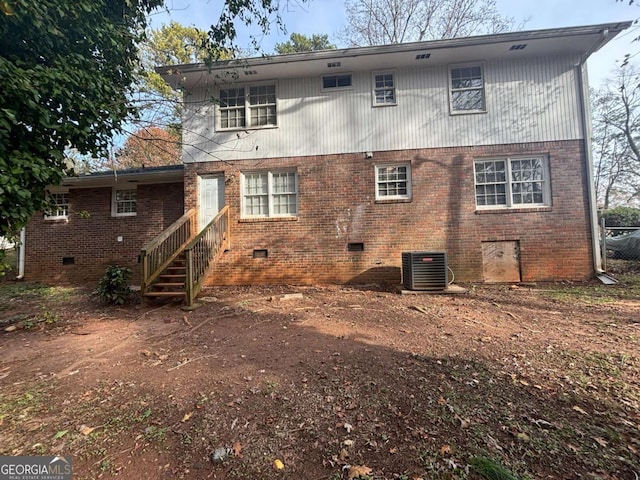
0 269 639 480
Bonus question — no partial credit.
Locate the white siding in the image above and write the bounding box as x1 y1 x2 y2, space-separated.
182 55 583 163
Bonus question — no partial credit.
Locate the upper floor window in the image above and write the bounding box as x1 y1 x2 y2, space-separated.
450 65 485 113
372 72 396 106
474 157 550 209
218 84 277 130
322 74 352 90
44 191 69 220
112 187 137 217
375 163 411 200
242 170 298 218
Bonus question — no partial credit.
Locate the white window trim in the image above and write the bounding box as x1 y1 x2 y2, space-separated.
473 156 551 210
111 186 137 217
321 73 354 92
375 163 412 200
216 82 278 132
371 71 397 107
241 170 298 219
449 63 486 114
44 188 69 220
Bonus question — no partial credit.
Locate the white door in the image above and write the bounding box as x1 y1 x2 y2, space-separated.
198 175 225 231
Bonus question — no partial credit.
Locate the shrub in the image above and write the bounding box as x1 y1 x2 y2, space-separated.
97 265 132 305
600 207 640 234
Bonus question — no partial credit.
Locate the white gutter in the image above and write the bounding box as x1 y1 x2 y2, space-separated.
577 28 609 274
16 227 26 279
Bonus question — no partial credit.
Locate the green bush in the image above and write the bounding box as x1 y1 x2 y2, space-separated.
600 206 640 227
97 265 132 305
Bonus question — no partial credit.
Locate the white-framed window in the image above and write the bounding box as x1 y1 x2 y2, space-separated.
44 190 69 220
474 156 550 209
242 170 298 218
112 187 137 217
450 64 485 113
372 72 396 106
218 84 277 130
375 163 411 200
322 74 352 90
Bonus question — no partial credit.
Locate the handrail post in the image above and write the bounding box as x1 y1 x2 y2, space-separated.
140 248 149 295
185 248 194 306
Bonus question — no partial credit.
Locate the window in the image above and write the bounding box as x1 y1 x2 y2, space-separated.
218 84 277 130
44 192 69 220
322 74 352 90
474 157 550 209
373 72 396 106
375 164 411 200
112 188 137 217
242 171 297 218
450 65 485 113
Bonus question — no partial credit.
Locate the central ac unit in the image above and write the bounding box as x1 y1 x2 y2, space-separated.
401 251 448 291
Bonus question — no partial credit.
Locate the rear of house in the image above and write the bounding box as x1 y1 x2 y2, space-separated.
21 22 631 293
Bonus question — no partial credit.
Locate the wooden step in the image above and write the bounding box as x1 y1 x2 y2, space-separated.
143 291 186 298
151 282 185 288
159 274 186 279
166 266 186 271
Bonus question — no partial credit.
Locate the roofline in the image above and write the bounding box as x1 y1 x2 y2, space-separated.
156 21 633 75
61 164 184 187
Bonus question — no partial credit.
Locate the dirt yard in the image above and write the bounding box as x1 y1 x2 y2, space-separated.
1 268 639 480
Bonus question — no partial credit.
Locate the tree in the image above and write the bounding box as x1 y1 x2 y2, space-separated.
0 0 307 239
112 127 181 169
339 0 516 47
275 33 336 54
591 65 640 208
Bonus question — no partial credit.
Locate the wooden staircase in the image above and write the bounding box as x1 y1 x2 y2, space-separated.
140 206 230 306
143 256 187 301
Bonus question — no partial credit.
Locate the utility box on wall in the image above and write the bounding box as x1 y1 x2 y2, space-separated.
401 251 448 291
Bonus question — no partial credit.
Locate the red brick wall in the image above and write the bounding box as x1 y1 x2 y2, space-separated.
25 182 184 284
186 140 594 286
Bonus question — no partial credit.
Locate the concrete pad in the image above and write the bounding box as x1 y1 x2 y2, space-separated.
396 284 468 295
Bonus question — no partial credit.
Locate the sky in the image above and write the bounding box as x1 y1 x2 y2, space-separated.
149 0 640 89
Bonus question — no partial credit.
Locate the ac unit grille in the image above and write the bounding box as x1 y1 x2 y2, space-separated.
402 251 448 291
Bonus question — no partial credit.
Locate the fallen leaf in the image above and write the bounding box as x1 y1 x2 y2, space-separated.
572 406 588 415
342 439 354 447
339 448 349 461
517 432 530 441
389 447 398 454
53 430 68 440
437 396 447 406
232 442 242 457
79 425 95 436
344 422 353 433
181 412 193 423
273 459 284 471
519 380 530 386
593 437 608 447
439 444 451 456
348 465 373 479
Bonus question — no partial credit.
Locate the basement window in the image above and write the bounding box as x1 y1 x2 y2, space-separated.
62 257 75 265
253 249 268 258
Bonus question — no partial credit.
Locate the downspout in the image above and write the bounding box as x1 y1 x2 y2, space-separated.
16 227 26 279
577 28 609 275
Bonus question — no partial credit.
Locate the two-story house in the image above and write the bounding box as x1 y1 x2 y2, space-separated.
22 22 630 303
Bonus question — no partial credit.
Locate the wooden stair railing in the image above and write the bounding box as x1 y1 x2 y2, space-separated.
140 208 197 297
184 206 230 306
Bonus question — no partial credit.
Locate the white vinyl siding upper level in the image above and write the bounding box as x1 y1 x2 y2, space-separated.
182 55 583 163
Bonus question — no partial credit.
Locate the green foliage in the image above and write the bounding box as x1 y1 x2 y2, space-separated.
470 456 522 480
600 207 640 229
0 0 163 238
274 33 336 54
97 265 133 305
